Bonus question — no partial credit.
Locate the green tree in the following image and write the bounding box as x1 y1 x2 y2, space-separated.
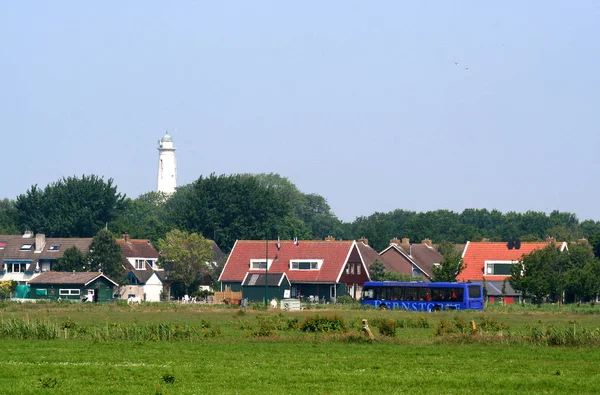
165 174 294 252
158 229 213 295
588 231 600 258
0 198 19 234
53 246 87 272
87 229 126 283
510 245 564 305
368 259 386 281
432 241 464 282
109 191 169 245
16 175 125 237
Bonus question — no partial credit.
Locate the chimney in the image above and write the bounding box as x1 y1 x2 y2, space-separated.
325 236 335 242
422 239 432 247
23 230 33 238
545 237 555 243
577 238 588 245
358 237 369 246
390 238 401 246
35 233 46 252
401 238 410 246
481 238 489 242
123 233 130 243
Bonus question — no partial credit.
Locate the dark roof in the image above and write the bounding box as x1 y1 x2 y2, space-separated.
357 241 385 267
129 269 156 284
117 238 159 259
210 241 226 262
241 272 290 287
470 280 521 296
379 243 443 279
0 235 93 272
28 271 118 286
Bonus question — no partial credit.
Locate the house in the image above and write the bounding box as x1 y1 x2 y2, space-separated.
117 233 165 302
0 232 92 284
218 237 370 302
457 239 568 304
470 279 523 304
28 271 118 302
378 238 446 281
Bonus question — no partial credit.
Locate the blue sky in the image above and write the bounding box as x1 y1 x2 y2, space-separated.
1 1 599 222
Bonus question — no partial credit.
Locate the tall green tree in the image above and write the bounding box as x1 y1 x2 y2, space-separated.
165 174 295 252
368 259 386 281
15 175 125 237
109 191 169 244
432 241 464 282
53 246 87 272
0 198 19 234
158 229 213 295
510 245 564 305
87 229 126 283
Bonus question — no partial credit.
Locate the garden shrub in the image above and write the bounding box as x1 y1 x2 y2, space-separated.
377 319 397 337
300 315 347 333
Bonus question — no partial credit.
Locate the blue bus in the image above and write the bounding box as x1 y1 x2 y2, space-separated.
361 281 484 311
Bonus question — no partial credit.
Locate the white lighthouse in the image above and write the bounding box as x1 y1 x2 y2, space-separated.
157 132 177 195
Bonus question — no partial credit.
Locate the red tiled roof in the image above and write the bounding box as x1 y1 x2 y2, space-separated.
457 241 566 281
117 239 159 259
219 240 358 283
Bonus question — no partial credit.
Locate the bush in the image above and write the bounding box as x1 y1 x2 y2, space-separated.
377 319 397 337
300 315 347 333
478 317 510 332
336 295 357 305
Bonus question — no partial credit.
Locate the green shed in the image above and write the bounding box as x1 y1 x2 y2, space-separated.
241 272 291 302
28 272 118 302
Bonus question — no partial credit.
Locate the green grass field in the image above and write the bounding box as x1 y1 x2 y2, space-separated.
1 302 600 394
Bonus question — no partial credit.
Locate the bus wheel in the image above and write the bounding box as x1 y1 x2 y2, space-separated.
432 305 442 312
379 303 388 310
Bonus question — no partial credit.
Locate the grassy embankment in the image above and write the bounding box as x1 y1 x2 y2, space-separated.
1 302 600 394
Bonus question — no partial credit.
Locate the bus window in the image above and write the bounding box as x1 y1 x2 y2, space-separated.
362 288 375 300
404 287 417 301
468 285 481 299
448 288 464 302
391 287 403 300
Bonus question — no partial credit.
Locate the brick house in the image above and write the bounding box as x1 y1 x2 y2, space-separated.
218 238 370 302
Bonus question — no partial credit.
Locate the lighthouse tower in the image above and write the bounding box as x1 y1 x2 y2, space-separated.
157 132 177 195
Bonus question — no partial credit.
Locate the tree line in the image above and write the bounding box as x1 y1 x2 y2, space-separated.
1 173 600 255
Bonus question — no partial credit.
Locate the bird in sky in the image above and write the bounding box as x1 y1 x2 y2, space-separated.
464 67 469 71
454 61 459 66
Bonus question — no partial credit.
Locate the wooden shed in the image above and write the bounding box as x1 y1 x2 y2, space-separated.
241 272 291 302
28 272 118 302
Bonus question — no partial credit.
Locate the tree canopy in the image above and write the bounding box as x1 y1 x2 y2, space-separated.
15 175 125 237
87 229 126 283
158 229 213 294
432 241 464 282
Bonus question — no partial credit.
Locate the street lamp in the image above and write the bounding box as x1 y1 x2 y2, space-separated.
265 226 280 307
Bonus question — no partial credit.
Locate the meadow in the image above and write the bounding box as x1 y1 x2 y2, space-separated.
1 302 600 394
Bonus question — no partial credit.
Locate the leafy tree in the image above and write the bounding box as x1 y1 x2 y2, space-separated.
0 199 19 234
53 246 87 272
0 280 18 299
15 175 125 237
368 259 386 281
588 231 600 258
158 229 213 295
165 174 294 252
109 192 170 245
510 245 564 305
432 241 464 282
87 229 126 283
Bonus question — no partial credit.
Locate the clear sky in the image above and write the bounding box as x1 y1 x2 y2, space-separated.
1 1 599 222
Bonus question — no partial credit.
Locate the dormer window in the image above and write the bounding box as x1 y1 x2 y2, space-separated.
135 259 146 270
290 260 322 270
20 244 33 251
48 244 60 251
250 259 273 270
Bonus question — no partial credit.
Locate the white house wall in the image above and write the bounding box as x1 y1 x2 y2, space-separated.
143 273 163 302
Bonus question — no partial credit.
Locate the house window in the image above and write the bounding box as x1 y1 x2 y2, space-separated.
290 260 321 270
146 259 154 269
20 244 33 251
135 259 145 270
48 244 60 251
357 264 361 275
350 264 355 274
250 259 273 270
59 289 81 296
346 264 350 274
5 263 27 273
485 261 514 276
